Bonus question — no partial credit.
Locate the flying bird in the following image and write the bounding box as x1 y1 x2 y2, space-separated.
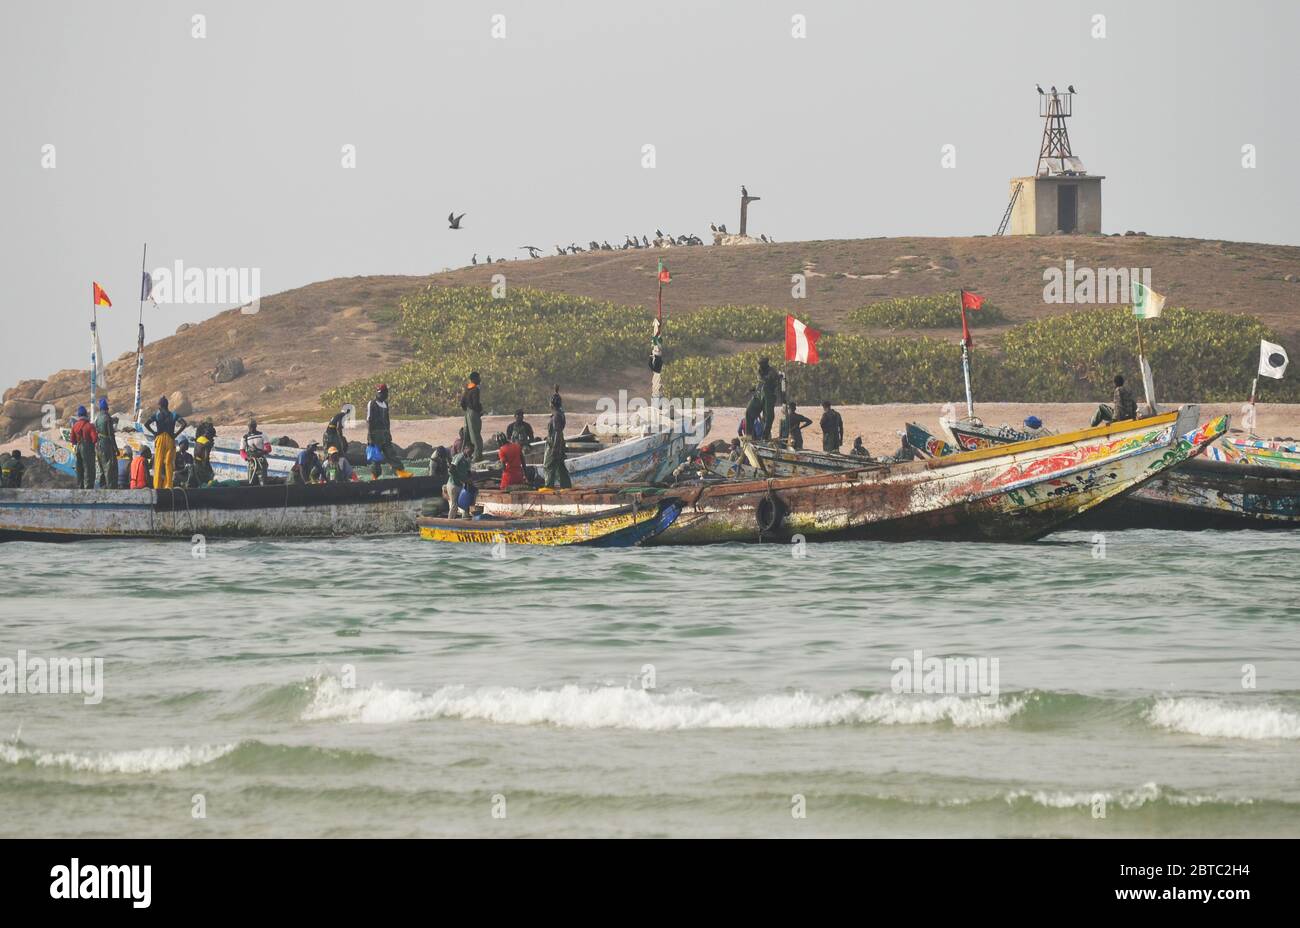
448 212 465 229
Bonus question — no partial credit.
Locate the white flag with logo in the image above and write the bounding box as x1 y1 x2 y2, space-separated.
1131 280 1165 319
1259 340 1289 379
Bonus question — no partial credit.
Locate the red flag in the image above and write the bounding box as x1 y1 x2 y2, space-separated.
785 314 821 364
657 259 671 284
92 282 112 307
958 289 982 346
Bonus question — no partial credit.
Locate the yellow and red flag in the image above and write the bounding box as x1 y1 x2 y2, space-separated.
92 282 112 307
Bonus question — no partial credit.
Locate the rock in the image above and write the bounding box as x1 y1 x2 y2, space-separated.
271 435 298 448
165 390 193 417
213 357 245 383
402 441 434 460
1285 273 1299 283
176 323 192 334
258 383 278 394
0 415 20 439
3 397 46 421
2 379 44 404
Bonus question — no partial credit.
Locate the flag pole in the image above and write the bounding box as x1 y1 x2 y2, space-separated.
89 291 98 403
1133 313 1154 411
132 243 148 423
958 288 974 419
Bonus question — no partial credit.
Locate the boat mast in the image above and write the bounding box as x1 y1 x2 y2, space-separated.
958 287 974 419
132 243 147 423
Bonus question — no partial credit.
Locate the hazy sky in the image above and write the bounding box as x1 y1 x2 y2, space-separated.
2 0 1296 383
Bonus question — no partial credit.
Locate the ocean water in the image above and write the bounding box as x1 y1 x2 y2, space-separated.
1 529 1298 838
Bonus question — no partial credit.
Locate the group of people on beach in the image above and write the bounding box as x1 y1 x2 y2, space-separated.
737 356 878 458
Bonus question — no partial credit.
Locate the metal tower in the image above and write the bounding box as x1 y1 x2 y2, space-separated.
1036 89 1081 176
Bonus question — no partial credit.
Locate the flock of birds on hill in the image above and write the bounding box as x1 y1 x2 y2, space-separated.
447 187 776 266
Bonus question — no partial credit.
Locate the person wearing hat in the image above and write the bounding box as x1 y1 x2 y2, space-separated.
117 445 134 488
0 449 25 488
365 384 407 478
460 371 485 462
291 441 326 484
192 421 216 486
174 437 196 486
890 430 918 463
325 446 355 483
70 405 99 489
129 445 153 489
505 409 534 445
93 397 119 488
543 387 571 489
143 395 188 489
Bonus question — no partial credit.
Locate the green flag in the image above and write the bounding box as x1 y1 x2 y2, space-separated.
1132 280 1165 319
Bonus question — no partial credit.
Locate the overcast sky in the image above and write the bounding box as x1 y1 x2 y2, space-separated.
2 0 1296 383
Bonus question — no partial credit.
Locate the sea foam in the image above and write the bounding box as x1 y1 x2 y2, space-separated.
1145 698 1300 740
303 677 1023 730
0 741 236 774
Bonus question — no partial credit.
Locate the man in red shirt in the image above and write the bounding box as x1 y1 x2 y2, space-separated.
497 432 527 490
70 405 99 489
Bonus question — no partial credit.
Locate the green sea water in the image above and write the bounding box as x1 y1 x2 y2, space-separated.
1 529 1298 837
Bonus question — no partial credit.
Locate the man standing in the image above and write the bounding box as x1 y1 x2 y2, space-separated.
242 420 270 485
70 405 98 489
819 400 844 454
543 388 571 489
757 358 783 440
143 396 187 489
192 422 216 486
93 398 119 488
1090 374 1139 427
1 449 26 487
366 384 405 478
461 371 485 462
778 402 813 450
446 445 472 518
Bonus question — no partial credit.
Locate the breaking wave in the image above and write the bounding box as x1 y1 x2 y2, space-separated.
302 677 1024 730
0 741 236 774
1145 697 1300 740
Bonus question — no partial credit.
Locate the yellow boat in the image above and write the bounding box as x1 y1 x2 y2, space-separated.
418 499 681 547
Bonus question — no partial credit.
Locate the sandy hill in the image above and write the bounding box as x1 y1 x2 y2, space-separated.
4 234 1298 437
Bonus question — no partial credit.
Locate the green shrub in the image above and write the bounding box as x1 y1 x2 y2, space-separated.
849 293 1008 330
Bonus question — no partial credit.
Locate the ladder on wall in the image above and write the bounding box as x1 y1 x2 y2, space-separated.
996 181 1023 236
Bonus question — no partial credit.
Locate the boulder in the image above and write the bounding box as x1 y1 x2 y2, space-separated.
345 443 368 466
271 435 299 448
2 379 44 404
167 390 193 417
213 357 245 383
3 397 46 421
402 441 434 461
176 323 192 334
1285 273 1299 283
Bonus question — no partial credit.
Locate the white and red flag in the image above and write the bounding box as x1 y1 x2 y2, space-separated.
785 314 821 364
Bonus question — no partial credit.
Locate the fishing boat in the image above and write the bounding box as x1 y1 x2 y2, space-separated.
1205 435 1300 470
1080 458 1300 530
32 425 300 483
418 498 682 547
702 439 882 480
940 416 1054 452
0 475 443 542
476 408 1227 544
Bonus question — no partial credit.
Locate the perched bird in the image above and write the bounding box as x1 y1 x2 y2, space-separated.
486 255 492 263
602 241 613 250
760 234 768 243
741 185 749 197
709 222 717 233
1036 84 1044 95
519 246 542 258
641 235 649 247
1050 85 1058 94
448 211 465 229
471 253 477 265
1068 84 1076 94
555 245 565 255
656 228 664 238
718 223 727 234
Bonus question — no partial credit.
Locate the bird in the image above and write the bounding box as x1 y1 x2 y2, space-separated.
471 254 477 265
1050 85 1058 94
741 185 749 197
1036 84 1044 95
1068 84 1076 94
485 255 492 263
709 222 717 233
641 235 649 247
656 228 664 238
718 223 727 234
448 212 465 229
519 246 541 258
555 245 566 255
760 234 768 243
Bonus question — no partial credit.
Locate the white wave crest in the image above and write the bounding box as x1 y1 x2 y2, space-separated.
0 741 236 774
1004 782 1253 810
1145 698 1300 740
303 677 1023 730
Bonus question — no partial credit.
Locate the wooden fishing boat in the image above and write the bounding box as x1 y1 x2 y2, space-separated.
1205 435 1300 470
476 409 1227 544
418 499 682 547
940 416 1054 452
1078 458 1300 530
33 426 299 483
702 439 883 480
0 475 443 542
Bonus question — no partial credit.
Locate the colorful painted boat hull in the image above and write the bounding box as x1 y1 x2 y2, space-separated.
476 410 1227 544
941 418 1053 452
32 428 298 482
418 500 681 547
552 412 712 486
0 476 443 541
1205 436 1300 470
